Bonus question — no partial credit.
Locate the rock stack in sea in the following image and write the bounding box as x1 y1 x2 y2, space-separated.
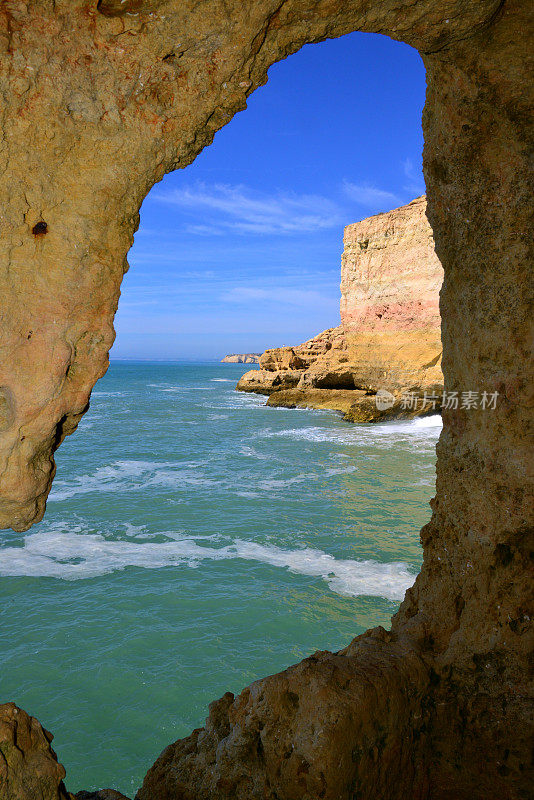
237 196 444 421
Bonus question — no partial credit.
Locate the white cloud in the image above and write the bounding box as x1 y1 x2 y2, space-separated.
342 181 401 210
183 223 226 236
152 182 343 235
220 286 338 308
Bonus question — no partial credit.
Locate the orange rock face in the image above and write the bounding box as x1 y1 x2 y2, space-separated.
340 195 443 391
0 1 532 799
0 703 71 800
341 197 441 334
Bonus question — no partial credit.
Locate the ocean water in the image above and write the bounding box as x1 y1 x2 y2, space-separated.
0 362 441 795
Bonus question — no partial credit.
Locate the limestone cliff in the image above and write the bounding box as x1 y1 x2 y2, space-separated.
221 353 261 364
0 2 532 800
340 195 442 391
237 197 443 420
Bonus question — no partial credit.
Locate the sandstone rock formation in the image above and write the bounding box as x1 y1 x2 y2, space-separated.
0 1 532 800
340 195 443 392
236 326 350 397
238 200 443 420
0 703 72 800
220 353 261 364
261 326 345 371
266 387 439 421
0 704 133 800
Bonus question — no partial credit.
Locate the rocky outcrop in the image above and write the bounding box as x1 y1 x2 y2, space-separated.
136 631 431 800
220 354 261 364
0 2 532 800
238 200 443 420
237 326 347 397
236 367 304 395
266 386 365 414
267 388 439 422
261 326 345 370
0 703 132 800
0 703 72 800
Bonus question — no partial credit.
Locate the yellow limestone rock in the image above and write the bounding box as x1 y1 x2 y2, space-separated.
238 197 444 417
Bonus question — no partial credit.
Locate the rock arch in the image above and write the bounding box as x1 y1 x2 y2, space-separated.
0 1 531 798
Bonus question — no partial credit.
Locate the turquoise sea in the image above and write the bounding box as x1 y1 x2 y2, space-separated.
0 362 440 796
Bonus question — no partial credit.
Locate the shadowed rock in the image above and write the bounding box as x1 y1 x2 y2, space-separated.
0 703 71 800
97 0 163 17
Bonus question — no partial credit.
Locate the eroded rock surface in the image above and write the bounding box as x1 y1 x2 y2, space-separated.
137 629 431 800
236 326 347 397
0 703 72 800
266 387 439 422
0 1 532 799
340 195 443 391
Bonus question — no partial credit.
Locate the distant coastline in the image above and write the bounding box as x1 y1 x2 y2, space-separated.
221 353 261 364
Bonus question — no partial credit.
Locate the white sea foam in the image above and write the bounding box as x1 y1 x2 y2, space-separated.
203 394 266 410
210 378 234 382
148 384 214 392
323 465 358 477
0 526 414 600
48 460 215 502
238 445 271 460
265 415 442 447
416 416 441 427
375 415 442 433
47 457 359 503
253 466 357 491
161 386 214 392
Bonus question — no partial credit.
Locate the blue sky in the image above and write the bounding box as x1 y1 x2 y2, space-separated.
112 31 426 361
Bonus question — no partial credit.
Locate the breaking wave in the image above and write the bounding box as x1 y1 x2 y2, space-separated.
48 460 215 502
0 525 414 600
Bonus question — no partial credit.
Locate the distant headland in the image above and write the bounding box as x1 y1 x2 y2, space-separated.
221 353 261 364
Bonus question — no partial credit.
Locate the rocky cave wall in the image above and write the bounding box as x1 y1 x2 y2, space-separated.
0 1 532 799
